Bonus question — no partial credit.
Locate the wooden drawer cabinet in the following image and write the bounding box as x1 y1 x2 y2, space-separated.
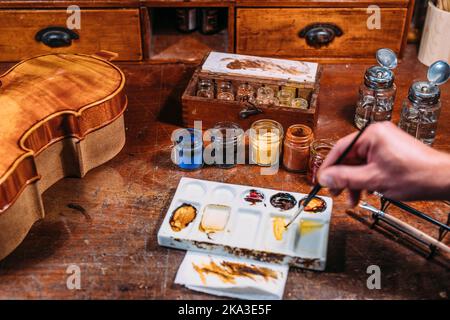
236 8 409 62
0 9 143 62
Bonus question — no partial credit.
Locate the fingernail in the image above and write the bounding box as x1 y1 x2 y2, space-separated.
319 173 335 189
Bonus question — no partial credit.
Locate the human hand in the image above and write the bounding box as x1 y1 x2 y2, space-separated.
317 121 450 205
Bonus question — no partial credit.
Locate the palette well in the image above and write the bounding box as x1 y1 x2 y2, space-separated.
157 177 333 271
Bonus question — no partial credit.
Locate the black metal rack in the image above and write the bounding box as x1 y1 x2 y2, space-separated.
373 192 449 259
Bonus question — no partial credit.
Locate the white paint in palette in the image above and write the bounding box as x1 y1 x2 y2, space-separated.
157 177 333 271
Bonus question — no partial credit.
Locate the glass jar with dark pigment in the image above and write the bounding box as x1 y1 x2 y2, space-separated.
307 139 335 184
200 9 220 34
211 122 244 169
283 124 313 172
175 8 197 33
172 128 203 170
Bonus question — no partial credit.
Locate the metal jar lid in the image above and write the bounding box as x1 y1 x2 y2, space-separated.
364 48 397 90
408 81 440 105
364 66 395 89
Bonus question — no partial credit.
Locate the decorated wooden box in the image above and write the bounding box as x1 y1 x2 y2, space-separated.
181 52 322 131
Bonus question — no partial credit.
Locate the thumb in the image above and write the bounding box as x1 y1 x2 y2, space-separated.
318 164 376 191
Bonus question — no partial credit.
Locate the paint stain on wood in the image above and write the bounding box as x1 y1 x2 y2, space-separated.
67 203 92 222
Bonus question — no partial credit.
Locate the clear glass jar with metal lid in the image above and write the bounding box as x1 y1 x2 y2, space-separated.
398 60 449 145
398 82 441 145
354 48 398 130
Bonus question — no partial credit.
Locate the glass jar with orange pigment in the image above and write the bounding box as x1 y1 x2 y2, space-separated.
282 124 313 172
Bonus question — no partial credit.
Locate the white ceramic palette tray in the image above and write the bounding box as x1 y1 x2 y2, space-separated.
157 177 332 271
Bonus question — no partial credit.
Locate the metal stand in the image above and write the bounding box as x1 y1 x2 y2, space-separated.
372 194 450 259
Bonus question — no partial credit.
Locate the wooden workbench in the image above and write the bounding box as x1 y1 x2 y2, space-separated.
0 45 448 299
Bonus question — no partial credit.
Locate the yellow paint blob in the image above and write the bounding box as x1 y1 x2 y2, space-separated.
273 217 286 241
299 220 323 235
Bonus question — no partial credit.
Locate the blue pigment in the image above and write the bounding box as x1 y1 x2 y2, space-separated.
173 128 203 170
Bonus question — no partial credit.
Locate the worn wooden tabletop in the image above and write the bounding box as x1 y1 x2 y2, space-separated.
0 45 448 299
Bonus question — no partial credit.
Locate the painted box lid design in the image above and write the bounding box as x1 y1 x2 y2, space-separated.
201 51 319 84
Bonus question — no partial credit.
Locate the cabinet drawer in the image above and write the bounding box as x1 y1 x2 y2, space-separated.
0 9 142 62
236 8 407 60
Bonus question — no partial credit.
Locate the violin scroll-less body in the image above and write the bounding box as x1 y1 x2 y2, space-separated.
0 53 127 260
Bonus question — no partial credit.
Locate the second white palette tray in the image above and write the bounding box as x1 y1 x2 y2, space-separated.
157 177 333 271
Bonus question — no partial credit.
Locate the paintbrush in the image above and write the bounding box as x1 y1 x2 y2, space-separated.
285 122 370 228
359 202 450 255
373 191 450 232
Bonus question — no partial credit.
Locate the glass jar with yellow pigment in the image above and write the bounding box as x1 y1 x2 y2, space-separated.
249 119 284 166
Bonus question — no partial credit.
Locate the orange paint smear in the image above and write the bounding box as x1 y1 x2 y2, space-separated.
221 58 306 76
192 260 278 285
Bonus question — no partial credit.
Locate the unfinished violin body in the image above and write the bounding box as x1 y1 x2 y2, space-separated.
0 53 127 260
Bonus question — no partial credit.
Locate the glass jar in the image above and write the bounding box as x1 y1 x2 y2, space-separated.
171 128 203 170
291 98 309 109
197 79 214 98
210 122 244 168
283 124 313 172
175 8 197 33
216 81 234 101
255 86 275 106
398 81 441 145
277 88 293 107
249 119 284 167
307 139 335 184
200 9 220 34
267 85 280 97
281 86 297 98
354 49 398 130
354 68 397 129
236 83 255 102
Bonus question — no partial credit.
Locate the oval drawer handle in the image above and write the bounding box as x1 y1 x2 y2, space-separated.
299 23 343 48
35 27 79 48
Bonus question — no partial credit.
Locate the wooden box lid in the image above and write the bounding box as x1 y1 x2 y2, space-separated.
201 51 320 86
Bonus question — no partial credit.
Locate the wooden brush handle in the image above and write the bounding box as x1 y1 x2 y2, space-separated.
381 213 450 255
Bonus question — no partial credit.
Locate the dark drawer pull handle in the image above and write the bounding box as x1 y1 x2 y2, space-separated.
299 23 343 48
35 27 79 48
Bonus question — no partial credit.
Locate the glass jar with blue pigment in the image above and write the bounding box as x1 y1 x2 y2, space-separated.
171 128 203 170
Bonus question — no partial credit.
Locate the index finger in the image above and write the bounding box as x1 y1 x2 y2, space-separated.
319 132 359 171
